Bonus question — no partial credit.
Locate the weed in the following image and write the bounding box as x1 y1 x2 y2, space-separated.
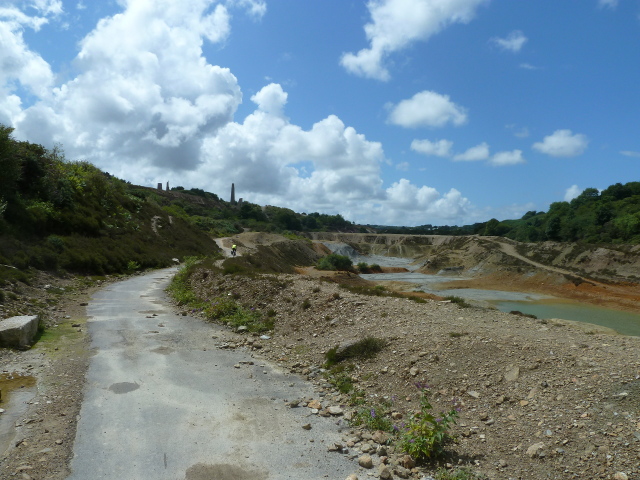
327 372 355 394
312 286 321 293
127 260 141 272
301 298 311 310
352 403 394 432
398 383 460 461
324 336 387 366
448 332 468 338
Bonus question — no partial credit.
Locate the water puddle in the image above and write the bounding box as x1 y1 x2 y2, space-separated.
0 372 37 455
493 299 640 337
363 271 640 336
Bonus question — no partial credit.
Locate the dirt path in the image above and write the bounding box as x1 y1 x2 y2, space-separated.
215 237 239 258
490 238 604 285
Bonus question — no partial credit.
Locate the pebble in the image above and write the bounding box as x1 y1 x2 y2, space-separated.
358 454 373 469
378 465 392 479
526 442 545 458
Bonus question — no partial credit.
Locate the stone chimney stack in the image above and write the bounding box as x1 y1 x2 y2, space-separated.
230 183 236 204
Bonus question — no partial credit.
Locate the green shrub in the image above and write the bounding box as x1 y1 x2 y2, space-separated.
325 336 387 366
317 253 353 271
46 235 65 252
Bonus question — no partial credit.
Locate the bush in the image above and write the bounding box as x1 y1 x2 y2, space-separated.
317 253 353 271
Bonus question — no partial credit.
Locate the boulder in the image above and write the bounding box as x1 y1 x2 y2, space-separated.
0 316 41 348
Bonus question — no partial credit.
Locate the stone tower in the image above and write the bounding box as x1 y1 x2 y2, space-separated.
230 183 236 204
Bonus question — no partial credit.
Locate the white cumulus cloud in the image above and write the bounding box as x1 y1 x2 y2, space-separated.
489 149 525 166
564 185 581 202
411 138 453 157
0 0 476 227
10 0 242 172
388 91 468 128
341 0 489 81
491 30 527 52
454 142 490 161
532 129 589 157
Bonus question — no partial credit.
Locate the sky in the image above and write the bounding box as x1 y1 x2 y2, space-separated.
1 0 639 227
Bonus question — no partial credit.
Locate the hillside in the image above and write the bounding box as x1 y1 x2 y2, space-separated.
165 235 640 479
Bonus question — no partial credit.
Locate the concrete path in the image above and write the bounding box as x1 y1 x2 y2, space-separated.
66 268 356 480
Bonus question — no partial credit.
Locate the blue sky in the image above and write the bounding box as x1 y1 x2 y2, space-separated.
1 0 638 226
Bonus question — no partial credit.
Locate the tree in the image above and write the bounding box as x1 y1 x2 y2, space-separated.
0 125 22 201
545 215 562 241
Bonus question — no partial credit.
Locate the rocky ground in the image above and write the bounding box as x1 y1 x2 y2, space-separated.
183 266 640 480
1 259 639 480
0 274 101 480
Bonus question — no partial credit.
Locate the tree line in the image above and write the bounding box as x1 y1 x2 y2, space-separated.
377 182 640 244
